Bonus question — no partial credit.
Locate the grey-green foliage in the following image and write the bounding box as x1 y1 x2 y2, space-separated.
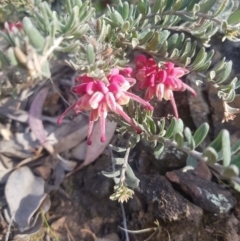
102 145 140 190
111 100 240 191
104 0 240 105
0 0 94 81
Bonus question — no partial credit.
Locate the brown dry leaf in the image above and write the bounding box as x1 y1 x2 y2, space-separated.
29 86 54 154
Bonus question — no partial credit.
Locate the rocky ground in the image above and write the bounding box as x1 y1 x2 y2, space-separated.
1 37 240 241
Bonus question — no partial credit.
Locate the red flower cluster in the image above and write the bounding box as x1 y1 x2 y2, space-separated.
135 55 196 118
57 68 153 144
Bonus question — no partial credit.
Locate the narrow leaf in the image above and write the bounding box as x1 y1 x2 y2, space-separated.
184 127 195 149
165 117 177 139
222 130 231 167
102 170 120 178
203 147 218 164
193 123 209 148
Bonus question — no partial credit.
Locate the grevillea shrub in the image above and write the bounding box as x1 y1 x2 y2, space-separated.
1 0 240 202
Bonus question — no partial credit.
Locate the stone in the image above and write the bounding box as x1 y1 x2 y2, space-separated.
166 169 236 213
138 174 203 222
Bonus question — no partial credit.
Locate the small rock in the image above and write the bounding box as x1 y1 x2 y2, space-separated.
138 174 203 222
193 160 212 180
166 170 236 213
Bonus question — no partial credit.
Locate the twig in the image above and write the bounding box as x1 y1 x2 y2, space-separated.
4 213 14 241
64 223 76 241
120 147 131 185
80 229 97 241
120 203 130 241
109 145 130 241
40 36 64 65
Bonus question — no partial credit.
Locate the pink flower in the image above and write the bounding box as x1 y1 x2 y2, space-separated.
57 68 153 145
135 55 196 118
6 22 23 33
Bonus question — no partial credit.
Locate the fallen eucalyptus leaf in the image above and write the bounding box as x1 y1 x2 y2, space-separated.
57 154 77 171
29 87 54 154
45 163 65 193
5 166 46 232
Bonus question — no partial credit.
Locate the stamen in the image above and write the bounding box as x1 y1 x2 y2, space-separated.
100 105 106 142
124 91 154 111
169 92 179 119
57 103 77 124
115 105 142 134
87 120 94 145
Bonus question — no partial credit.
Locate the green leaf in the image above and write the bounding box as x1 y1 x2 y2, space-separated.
112 158 125 165
146 32 160 51
167 34 179 52
164 0 175 10
102 170 120 178
222 165 239 178
222 130 231 167
22 17 45 51
86 44 95 64
231 140 240 155
175 33 185 49
109 144 127 152
208 130 223 153
126 164 140 188
165 117 177 139
154 142 164 156
181 0 201 10
138 0 147 15
173 118 184 135
157 119 166 136
213 0 229 17
158 30 171 45
152 0 161 14
7 48 18 66
122 2 130 20
146 116 157 134
131 38 139 48
228 9 240 25
203 147 218 164
0 50 10 68
172 0 184 11
184 127 195 149
231 153 240 168
216 61 232 84
190 47 206 69
175 132 184 147
0 30 13 45
193 123 209 148
199 0 216 12
139 30 154 45
111 10 124 26
179 39 191 61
